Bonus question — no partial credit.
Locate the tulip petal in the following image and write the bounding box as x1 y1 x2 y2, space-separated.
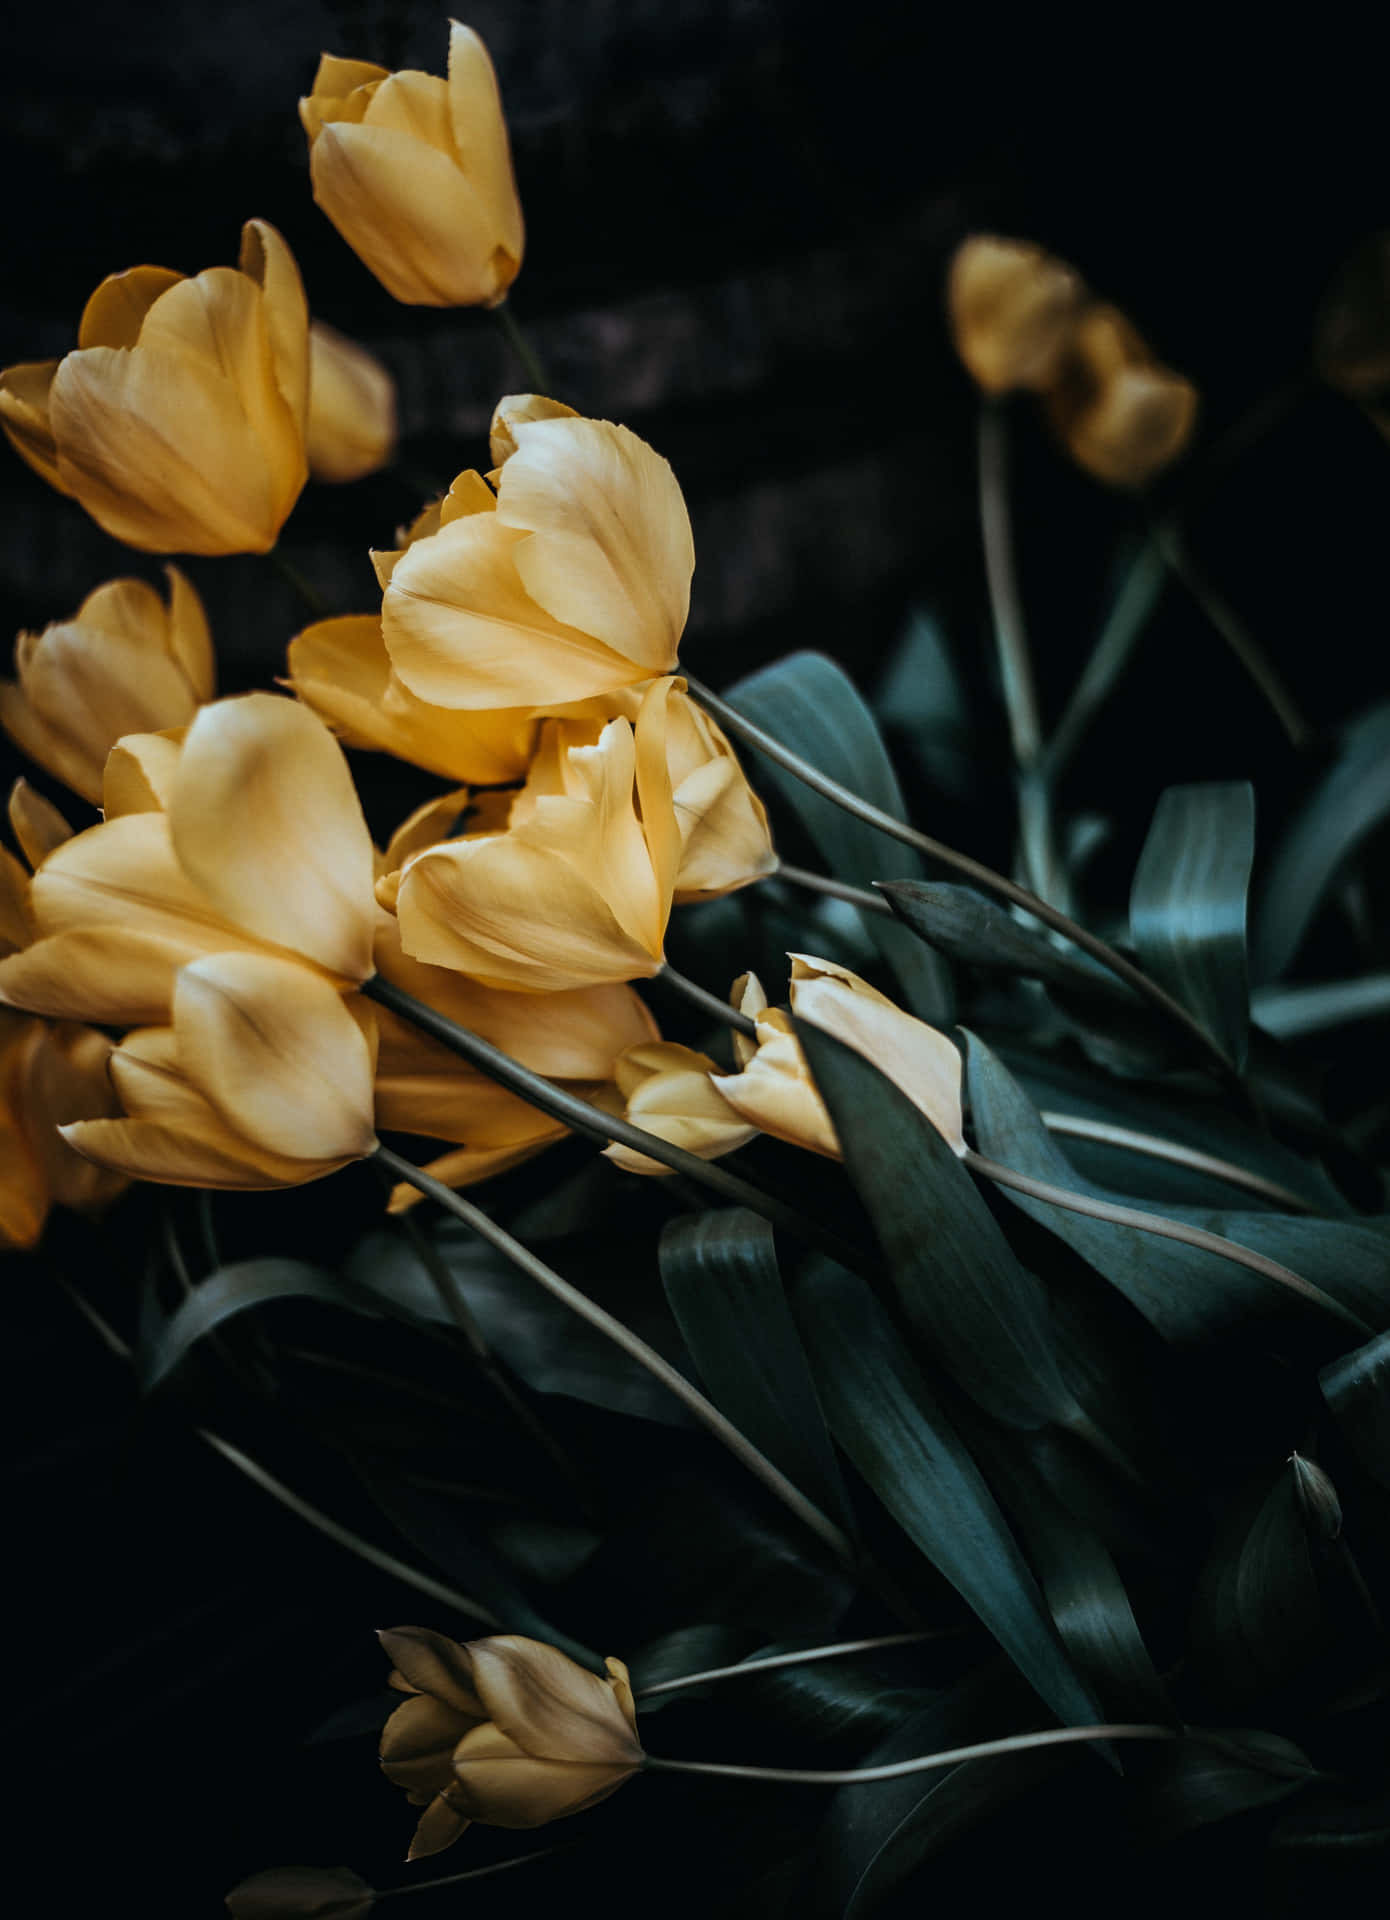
77 265 184 350
8 778 72 869
60 1115 341 1189
385 1135 562 1211
163 564 216 701
379 1625 487 1717
0 848 32 954
238 220 310 433
306 321 397 483
406 1794 471 1860
381 1692 477 1801
30 812 253 960
0 928 204 1025
712 1008 840 1159
103 730 184 818
300 53 390 140
448 1720 635 1828
173 952 378 1161
446 22 524 268
23 1022 127 1213
465 1636 642 1765
498 416 693 670
13 620 199 779
0 359 68 494
490 393 577 469
0 682 100 804
169 694 377 981
383 510 641 709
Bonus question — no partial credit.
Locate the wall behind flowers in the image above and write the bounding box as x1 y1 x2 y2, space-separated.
3 2 1389 1911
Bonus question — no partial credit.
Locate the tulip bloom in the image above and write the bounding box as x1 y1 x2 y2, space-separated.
948 236 1087 394
1 569 213 805
0 694 378 1026
379 396 694 710
305 321 397 483
0 1012 127 1248
1046 304 1198 489
603 1041 756 1175
378 1627 642 1858
301 23 524 309
62 952 379 1190
0 221 310 554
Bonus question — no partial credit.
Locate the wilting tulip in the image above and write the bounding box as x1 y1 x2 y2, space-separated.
286 614 536 785
301 23 524 309
0 694 378 1026
306 322 397 483
1046 304 1197 489
0 221 309 554
948 236 1087 395
62 952 378 1190
603 1041 756 1175
378 1627 642 1858
380 396 694 709
372 920 656 1202
1 569 213 805
224 1865 375 1919
392 680 680 993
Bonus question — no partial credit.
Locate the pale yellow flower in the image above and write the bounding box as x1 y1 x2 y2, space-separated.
1 569 213 805
305 321 397 483
0 222 309 554
948 236 1087 394
0 1012 127 1249
602 1040 756 1175
378 1627 642 1859
300 23 524 309
1046 303 1198 489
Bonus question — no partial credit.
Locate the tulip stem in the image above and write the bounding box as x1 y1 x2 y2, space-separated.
772 864 895 917
642 1720 1178 1785
961 1148 1369 1334
493 300 550 394
636 1630 948 1698
361 975 876 1277
657 961 758 1037
377 1846 572 1898
682 673 1241 1086
1042 533 1168 784
1037 1111 1317 1214
373 1144 859 1566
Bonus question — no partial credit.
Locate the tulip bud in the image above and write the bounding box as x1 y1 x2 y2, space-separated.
379 1628 643 1857
225 1866 375 1919
1045 304 1197 489
603 1041 758 1174
0 223 310 554
711 980 840 1160
301 25 524 309
305 322 397 483
948 236 1087 394
1 568 213 805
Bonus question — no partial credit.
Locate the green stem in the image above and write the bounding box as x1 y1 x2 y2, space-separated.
1042 535 1168 784
636 1631 946 1698
1037 1112 1316 1214
378 1847 571 1899
643 1721 1177 1784
373 1144 858 1568
657 960 757 1037
361 975 874 1277
683 673 1240 1085
773 863 895 918
492 300 550 393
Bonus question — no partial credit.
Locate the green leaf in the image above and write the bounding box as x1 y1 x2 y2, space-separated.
1320 1329 1390 1491
726 651 952 1021
1253 700 1390 982
1138 1728 1315 1840
881 879 1127 998
874 606 974 803
963 1033 1387 1341
137 1258 374 1392
787 1254 1100 1732
1129 781 1255 1070
1190 1464 1327 1702
796 1022 1083 1432
1253 972 1390 1040
660 1209 854 1534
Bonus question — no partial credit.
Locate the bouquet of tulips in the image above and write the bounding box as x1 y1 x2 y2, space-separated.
4 19 1390 1916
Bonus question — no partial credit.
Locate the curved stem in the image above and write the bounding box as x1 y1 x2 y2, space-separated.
772 863 895 918
643 1721 1177 1785
1039 1112 1317 1214
378 1847 571 1899
636 1631 945 1698
683 674 1239 1084
492 300 550 393
657 961 757 1037
374 1144 858 1568
962 1149 1369 1334
1043 536 1168 784
362 975 874 1277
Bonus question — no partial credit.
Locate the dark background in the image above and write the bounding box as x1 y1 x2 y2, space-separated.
3 3 1387 1912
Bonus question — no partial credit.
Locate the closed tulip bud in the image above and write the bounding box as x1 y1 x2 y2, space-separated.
603 1041 757 1175
0 221 310 554
62 951 379 1190
301 23 524 310
948 236 1087 394
1046 304 1197 489
380 398 693 710
2 569 213 805
0 694 378 1027
225 1866 375 1919
378 1627 642 1858
305 322 397 483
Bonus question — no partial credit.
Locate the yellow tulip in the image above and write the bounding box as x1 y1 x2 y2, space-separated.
0 1012 127 1249
305 320 397 483
0 221 309 554
300 24 524 309
1 568 213 805
948 236 1087 394
0 694 378 1026
378 1627 642 1858
379 396 694 709
636 675 776 902
602 1041 756 1175
1046 303 1198 489
391 680 679 992
711 972 840 1159
286 613 536 785
61 952 378 1190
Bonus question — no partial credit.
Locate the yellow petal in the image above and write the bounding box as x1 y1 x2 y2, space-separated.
381 1693 476 1799
238 219 310 433
497 416 693 670
8 778 73 869
604 1040 756 1175
466 1636 641 1765
163 564 216 701
0 848 32 955
406 1793 471 1860
379 1623 486 1714
948 236 1087 394
0 359 69 493
30 811 253 959
173 951 378 1160
1046 304 1198 489
306 321 397 483
60 1114 340 1189
0 683 99 804
382 509 641 708
446 21 524 278
22 1021 127 1213
489 393 578 469
300 53 390 141
385 1135 561 1210
448 1720 635 1828
169 694 377 981
103 730 184 817
712 1006 840 1159
0 927 205 1026
77 265 184 350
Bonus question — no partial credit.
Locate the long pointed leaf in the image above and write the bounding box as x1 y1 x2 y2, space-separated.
138 1258 374 1392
